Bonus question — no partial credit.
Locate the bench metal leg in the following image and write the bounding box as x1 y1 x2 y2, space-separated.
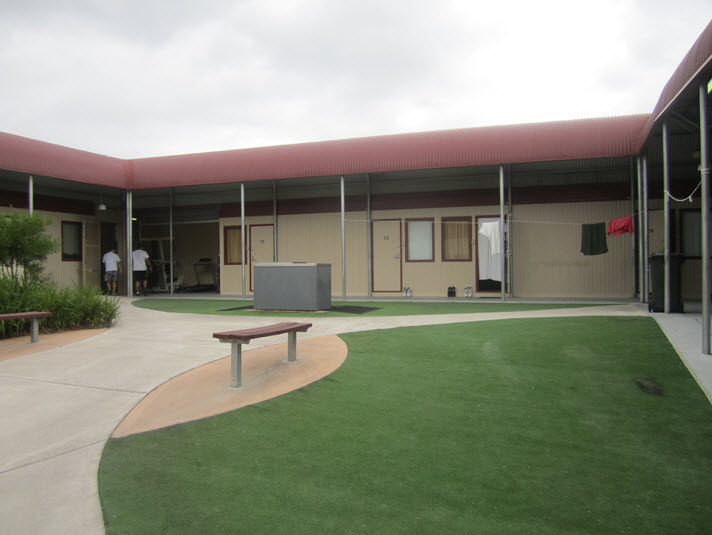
231 342 243 387
288 331 297 362
30 319 39 344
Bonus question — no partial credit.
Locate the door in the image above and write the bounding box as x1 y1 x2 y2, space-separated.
372 219 402 293
476 216 504 293
249 224 274 291
83 221 101 288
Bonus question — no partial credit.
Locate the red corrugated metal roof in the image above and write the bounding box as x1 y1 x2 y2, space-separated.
638 18 712 145
0 132 128 187
129 115 650 189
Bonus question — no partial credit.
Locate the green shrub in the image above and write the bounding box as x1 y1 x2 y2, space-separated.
0 212 58 281
0 278 120 338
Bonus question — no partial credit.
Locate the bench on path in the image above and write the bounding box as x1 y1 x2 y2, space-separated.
0 311 53 343
213 322 313 387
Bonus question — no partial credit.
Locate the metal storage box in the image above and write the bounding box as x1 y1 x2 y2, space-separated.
253 262 331 311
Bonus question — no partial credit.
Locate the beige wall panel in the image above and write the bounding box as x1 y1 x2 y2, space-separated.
512 201 634 298
344 212 368 297
278 213 344 296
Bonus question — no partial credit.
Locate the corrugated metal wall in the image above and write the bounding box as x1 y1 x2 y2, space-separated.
512 202 634 298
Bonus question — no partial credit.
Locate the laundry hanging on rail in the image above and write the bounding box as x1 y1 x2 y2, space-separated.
478 221 502 254
581 222 608 256
607 215 633 236
478 220 502 281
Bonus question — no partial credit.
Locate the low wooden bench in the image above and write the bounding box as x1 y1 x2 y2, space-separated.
213 322 313 387
0 311 53 343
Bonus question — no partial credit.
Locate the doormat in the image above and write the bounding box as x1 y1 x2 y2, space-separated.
330 306 381 314
217 305 381 314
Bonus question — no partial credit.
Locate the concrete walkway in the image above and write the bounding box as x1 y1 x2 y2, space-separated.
0 299 710 534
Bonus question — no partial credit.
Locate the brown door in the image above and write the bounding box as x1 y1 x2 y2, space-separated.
372 219 402 293
249 224 274 291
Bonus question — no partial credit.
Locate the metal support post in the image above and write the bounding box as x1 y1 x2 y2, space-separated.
499 166 505 302
273 181 278 261
241 183 246 299
126 191 133 296
643 157 649 303
700 84 710 354
28 175 34 215
169 188 174 294
341 176 346 299
637 158 644 302
663 122 671 313
288 331 297 361
366 174 373 298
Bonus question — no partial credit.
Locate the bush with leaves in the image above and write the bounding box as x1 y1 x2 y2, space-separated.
0 212 120 338
0 212 58 281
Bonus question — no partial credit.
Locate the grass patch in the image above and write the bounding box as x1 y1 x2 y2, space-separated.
132 298 595 317
99 317 712 534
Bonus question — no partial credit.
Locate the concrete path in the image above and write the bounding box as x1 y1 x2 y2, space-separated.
0 299 709 534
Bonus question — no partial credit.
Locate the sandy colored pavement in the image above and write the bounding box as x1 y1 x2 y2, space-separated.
0 328 108 362
112 335 347 438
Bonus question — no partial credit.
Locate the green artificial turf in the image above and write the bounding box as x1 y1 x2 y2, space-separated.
99 317 712 534
131 298 594 317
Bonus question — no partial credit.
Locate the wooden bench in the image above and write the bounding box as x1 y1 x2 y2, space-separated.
213 322 313 387
0 311 53 343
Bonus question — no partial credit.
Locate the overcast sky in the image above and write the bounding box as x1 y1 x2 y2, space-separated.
0 1 710 159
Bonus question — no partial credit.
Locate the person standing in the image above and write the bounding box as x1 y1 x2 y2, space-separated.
132 243 152 296
102 244 122 296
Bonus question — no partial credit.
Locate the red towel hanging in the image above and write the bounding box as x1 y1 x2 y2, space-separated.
607 216 633 236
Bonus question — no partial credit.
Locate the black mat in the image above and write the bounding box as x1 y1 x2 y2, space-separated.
217 305 381 314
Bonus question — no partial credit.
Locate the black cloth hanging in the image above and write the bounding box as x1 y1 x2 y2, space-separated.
581 222 608 256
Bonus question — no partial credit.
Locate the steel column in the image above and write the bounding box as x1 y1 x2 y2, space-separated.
643 157 649 303
637 158 644 302
28 175 33 215
662 122 671 313
507 166 513 297
700 84 710 354
273 181 278 261
126 191 133 296
499 165 505 302
341 176 346 299
366 173 373 298
241 183 246 299
169 188 174 294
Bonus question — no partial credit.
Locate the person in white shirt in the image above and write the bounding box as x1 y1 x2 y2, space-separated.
132 244 152 296
102 244 122 296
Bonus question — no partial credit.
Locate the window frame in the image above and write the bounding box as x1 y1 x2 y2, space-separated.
441 216 472 262
405 218 435 263
61 221 83 262
223 225 244 265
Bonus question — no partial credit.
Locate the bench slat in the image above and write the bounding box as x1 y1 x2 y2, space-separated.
213 321 312 342
0 312 53 321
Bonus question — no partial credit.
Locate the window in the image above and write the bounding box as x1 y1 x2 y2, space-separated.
442 217 472 261
224 226 243 264
61 221 82 262
406 219 434 262
681 210 701 257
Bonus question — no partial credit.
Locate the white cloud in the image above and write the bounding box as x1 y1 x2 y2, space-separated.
0 1 709 158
